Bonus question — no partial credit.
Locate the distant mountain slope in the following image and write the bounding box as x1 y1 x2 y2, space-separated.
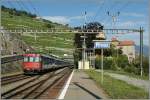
1 5 67 29
1 6 74 57
135 45 149 57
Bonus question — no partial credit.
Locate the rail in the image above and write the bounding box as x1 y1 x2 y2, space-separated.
1 55 23 64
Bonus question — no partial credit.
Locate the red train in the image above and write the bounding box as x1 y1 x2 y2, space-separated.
22 54 71 74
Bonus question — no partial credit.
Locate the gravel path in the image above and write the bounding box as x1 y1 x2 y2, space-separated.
96 70 149 92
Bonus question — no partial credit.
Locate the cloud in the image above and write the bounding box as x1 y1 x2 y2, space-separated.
122 12 145 17
42 16 70 24
42 16 84 24
69 16 84 20
42 13 94 24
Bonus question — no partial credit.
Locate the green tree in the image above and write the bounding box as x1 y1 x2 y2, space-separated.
74 22 104 68
117 55 129 69
143 56 149 75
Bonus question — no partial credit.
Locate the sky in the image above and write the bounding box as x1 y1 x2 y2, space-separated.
1 0 149 46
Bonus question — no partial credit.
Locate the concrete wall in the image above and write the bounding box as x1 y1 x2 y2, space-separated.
118 45 135 62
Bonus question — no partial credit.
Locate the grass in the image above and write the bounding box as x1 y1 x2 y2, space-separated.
85 70 149 99
105 70 149 80
2 11 47 29
21 33 74 57
1 11 66 29
21 35 73 48
2 10 74 57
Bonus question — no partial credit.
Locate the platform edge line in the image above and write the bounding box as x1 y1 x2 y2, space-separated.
58 69 74 99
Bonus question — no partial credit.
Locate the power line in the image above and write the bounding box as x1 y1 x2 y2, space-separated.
99 1 119 22
7 0 15 8
107 11 120 28
19 0 31 13
92 0 107 21
104 1 130 28
16 0 24 10
27 0 41 18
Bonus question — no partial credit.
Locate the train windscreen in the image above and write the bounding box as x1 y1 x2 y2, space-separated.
24 57 41 62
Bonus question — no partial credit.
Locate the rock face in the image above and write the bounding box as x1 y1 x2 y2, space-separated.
1 30 31 56
0 28 33 75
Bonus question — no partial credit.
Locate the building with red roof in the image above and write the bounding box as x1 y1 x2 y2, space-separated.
117 40 135 46
111 37 135 62
117 40 135 63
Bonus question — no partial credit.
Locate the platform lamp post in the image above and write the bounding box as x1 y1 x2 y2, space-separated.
80 35 87 69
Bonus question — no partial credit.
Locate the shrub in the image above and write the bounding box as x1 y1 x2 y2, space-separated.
117 55 129 69
124 65 139 75
95 56 101 69
103 57 113 69
111 59 118 70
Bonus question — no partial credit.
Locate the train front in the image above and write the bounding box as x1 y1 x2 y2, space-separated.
23 54 42 74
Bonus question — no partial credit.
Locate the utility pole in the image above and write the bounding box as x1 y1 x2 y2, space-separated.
140 27 143 76
0 4 2 57
107 11 120 29
81 11 87 69
81 34 86 69
107 11 120 63
101 48 103 83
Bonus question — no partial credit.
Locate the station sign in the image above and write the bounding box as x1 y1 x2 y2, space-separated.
94 42 110 49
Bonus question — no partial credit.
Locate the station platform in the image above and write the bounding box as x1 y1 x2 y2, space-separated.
62 70 108 100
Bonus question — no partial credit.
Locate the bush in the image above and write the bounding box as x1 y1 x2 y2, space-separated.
133 56 149 76
104 57 113 69
45 23 54 28
124 65 139 75
143 57 149 75
95 56 101 69
111 59 118 70
117 55 129 69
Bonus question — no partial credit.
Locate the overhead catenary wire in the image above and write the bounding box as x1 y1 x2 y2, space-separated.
104 1 130 28
27 0 41 18
5 0 36 29
7 0 15 9
92 0 107 22
100 1 119 22
15 0 24 11
19 0 31 13
98 0 129 26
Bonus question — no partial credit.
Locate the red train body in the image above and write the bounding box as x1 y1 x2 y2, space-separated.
23 54 42 73
22 53 72 74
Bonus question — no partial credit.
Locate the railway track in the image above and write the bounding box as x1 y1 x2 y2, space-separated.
1 67 72 99
1 74 23 81
1 74 31 85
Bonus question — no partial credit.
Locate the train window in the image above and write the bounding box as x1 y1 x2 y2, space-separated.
24 57 28 62
29 57 34 62
24 56 41 62
35 57 40 62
